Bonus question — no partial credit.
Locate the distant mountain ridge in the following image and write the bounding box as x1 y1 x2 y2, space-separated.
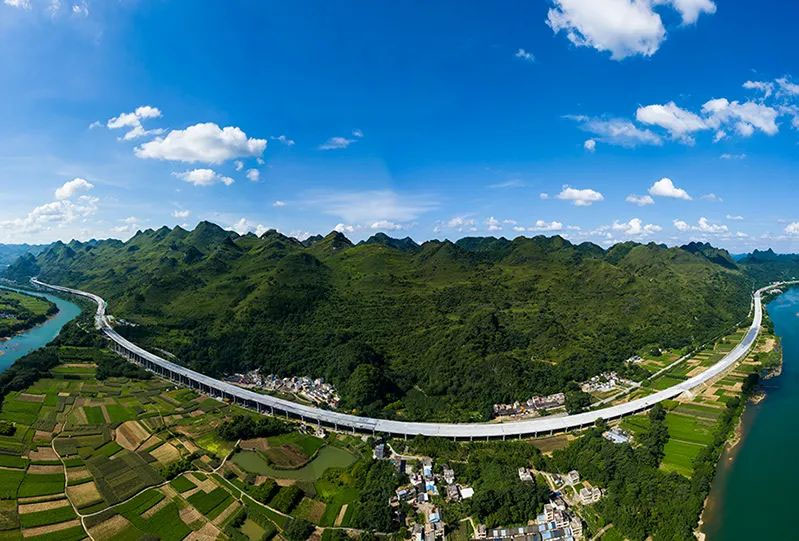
3 221 771 421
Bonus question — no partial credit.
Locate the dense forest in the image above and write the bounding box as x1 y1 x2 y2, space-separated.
2 223 768 420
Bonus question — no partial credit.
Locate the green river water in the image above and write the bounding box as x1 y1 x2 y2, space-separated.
0 285 81 372
702 287 799 539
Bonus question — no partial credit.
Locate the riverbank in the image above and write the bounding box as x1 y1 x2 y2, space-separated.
700 287 799 540
0 288 58 340
0 286 81 373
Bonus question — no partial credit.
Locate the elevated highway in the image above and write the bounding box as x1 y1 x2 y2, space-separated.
32 279 782 440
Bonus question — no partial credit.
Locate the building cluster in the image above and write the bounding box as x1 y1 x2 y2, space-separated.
475 496 584 540
580 371 634 393
386 451 474 541
626 355 643 364
492 393 566 418
602 426 631 444
223 370 340 408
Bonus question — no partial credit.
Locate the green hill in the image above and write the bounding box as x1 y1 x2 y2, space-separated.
4 223 753 421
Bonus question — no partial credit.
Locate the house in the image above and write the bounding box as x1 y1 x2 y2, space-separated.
412 524 424 541
602 427 630 444
446 484 460 501
475 524 487 539
518 467 533 482
442 464 455 485
579 487 601 505
429 507 441 523
373 443 386 459
460 486 474 499
567 470 580 485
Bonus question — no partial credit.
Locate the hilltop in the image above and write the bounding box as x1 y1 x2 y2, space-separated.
4 222 753 421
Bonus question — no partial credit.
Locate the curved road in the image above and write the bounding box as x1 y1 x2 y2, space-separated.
33 279 781 440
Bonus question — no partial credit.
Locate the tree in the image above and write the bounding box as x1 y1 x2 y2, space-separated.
282 518 314 541
565 390 591 414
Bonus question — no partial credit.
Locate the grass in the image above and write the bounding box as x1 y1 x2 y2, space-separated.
168 474 196 493
17 473 65 498
187 486 231 515
18 506 76 528
82 406 105 425
661 439 705 477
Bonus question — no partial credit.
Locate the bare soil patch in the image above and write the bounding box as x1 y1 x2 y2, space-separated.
28 447 58 461
22 519 81 537
150 442 181 465
18 498 70 514
18 393 45 403
66 481 103 508
27 464 63 474
88 514 131 539
115 420 150 451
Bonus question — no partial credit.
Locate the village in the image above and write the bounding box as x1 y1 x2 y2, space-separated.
373 441 602 541
223 370 341 408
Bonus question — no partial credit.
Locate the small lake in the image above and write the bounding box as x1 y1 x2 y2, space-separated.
0 285 82 372
232 445 357 481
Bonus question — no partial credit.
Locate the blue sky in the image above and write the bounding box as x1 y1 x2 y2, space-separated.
2 0 799 251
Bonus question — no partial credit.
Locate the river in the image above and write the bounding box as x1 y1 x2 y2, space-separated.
702 287 799 539
0 285 81 372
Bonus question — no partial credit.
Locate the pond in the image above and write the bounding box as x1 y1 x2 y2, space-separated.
0 285 82 373
232 445 357 481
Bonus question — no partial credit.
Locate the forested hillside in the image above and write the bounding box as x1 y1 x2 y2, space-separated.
4 222 753 421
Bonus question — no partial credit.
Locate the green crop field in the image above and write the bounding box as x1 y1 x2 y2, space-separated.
18 506 76 528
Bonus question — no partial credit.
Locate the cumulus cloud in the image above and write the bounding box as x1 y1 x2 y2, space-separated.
246 169 260 182
172 209 190 219
530 220 564 232
334 223 359 233
515 48 535 62
701 98 779 137
568 115 662 147
743 80 775 98
3 0 31 9
700 193 723 202
55 177 94 200
648 177 691 200
231 218 269 236
720 153 746 160
546 0 715 61
785 222 799 235
583 138 596 151
234 160 244 171
135 123 266 164
726 214 744 221
273 200 286 207
635 101 708 143
172 168 234 187
433 216 477 233
485 216 503 231
0 196 99 237
107 105 163 140
673 217 728 233
539 193 550 200
318 136 356 150
556 185 605 206
612 218 662 236
776 77 799 97
626 194 654 206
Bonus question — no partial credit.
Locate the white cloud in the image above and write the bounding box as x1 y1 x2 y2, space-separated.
334 223 358 233
701 98 779 137
485 216 503 231
318 136 357 150
371 220 403 231
71 2 87 16
173 168 234 187
776 77 799 97
515 48 535 62
626 194 654 206
720 153 746 160
673 217 728 233
107 105 163 140
55 177 94 200
231 218 269 236
583 138 596 152
530 220 564 232
352 129 364 138
271 134 295 146
135 122 267 163
246 168 260 182
546 0 714 61
785 222 799 235
0 196 99 236
434 216 477 233
726 214 743 221
612 218 662 236
311 190 437 223
539 192 550 200
172 209 190 219
648 177 691 200
273 200 286 207
569 115 662 147
700 193 723 202
635 101 708 143
743 80 774 98
3 0 31 9
556 185 604 206
713 130 727 142
88 120 102 129
234 160 244 171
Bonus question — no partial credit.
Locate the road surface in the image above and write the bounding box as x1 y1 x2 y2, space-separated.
32 279 781 440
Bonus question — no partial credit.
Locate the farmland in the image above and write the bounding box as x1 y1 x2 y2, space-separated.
0 315 392 540
0 289 57 338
